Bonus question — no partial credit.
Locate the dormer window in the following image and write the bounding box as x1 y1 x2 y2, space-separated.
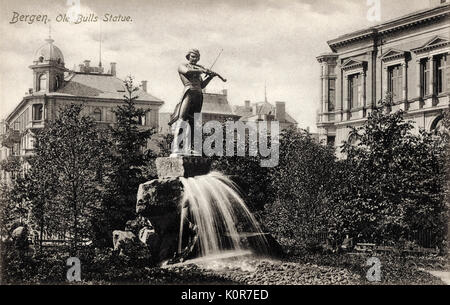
39 56 44 63
38 74 47 91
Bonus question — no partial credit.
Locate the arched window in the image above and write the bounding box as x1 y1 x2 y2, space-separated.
55 75 60 90
38 74 47 91
93 108 102 122
430 115 445 135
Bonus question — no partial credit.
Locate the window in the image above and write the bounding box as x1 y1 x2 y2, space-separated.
138 114 146 126
32 104 43 121
348 74 361 109
436 54 449 94
55 75 60 90
328 79 336 111
388 65 403 101
38 74 47 91
93 108 102 121
421 58 431 96
327 136 335 147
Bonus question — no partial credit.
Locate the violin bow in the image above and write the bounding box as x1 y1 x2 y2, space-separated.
209 48 223 70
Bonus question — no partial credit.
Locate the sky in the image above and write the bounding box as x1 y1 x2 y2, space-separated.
0 0 429 131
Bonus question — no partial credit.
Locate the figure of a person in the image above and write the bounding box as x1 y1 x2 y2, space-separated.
169 49 217 156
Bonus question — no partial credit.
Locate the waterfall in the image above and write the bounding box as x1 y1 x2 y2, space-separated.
179 171 268 257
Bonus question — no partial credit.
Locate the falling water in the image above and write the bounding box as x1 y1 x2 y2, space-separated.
179 171 268 257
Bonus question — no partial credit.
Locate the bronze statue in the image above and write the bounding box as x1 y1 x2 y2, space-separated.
169 49 226 156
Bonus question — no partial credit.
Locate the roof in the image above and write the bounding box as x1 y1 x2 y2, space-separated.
234 101 298 124
201 92 237 115
54 73 163 102
34 38 64 64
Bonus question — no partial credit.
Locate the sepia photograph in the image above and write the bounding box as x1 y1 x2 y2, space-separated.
0 0 449 300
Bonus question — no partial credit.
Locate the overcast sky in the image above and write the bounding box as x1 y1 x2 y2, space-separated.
0 0 429 131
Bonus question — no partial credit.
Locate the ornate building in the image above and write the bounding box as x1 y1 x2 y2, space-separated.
0 36 164 182
316 1 449 152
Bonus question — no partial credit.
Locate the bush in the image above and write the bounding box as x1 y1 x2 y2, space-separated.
333 105 448 249
258 128 339 249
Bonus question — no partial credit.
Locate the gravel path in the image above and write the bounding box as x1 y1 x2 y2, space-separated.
167 257 360 285
163 254 446 285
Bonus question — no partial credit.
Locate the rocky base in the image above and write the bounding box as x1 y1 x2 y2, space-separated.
113 176 198 264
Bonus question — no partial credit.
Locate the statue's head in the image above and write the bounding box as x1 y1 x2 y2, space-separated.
186 49 200 64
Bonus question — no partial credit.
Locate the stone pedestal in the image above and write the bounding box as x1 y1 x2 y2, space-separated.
155 156 212 178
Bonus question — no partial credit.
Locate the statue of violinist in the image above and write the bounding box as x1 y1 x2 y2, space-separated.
169 48 226 156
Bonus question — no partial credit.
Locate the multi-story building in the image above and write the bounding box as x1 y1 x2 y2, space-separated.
0 36 164 182
316 0 450 152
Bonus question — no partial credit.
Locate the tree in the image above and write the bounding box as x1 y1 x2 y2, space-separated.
98 76 155 245
259 127 338 246
27 104 111 254
335 99 448 248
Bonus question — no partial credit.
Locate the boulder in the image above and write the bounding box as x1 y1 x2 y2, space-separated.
11 226 29 250
112 230 136 252
136 177 184 216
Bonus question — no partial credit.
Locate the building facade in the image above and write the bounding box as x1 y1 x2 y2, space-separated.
316 1 450 152
0 37 164 182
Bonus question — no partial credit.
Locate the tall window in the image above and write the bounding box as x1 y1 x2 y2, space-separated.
55 75 60 90
436 54 449 94
138 114 146 126
421 58 431 96
388 65 403 101
348 74 361 109
328 79 336 111
38 74 47 91
32 104 43 121
93 108 102 121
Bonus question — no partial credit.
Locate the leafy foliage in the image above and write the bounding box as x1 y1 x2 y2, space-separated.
26 103 111 254
333 102 448 248
258 127 338 247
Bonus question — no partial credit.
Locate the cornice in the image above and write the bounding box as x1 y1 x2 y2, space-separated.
327 4 450 51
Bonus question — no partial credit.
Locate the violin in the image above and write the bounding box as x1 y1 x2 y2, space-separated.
191 64 227 82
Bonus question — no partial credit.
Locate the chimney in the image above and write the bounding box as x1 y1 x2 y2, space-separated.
110 62 117 76
252 103 258 115
222 89 227 96
84 60 90 68
275 101 286 122
245 100 250 108
141 80 148 92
